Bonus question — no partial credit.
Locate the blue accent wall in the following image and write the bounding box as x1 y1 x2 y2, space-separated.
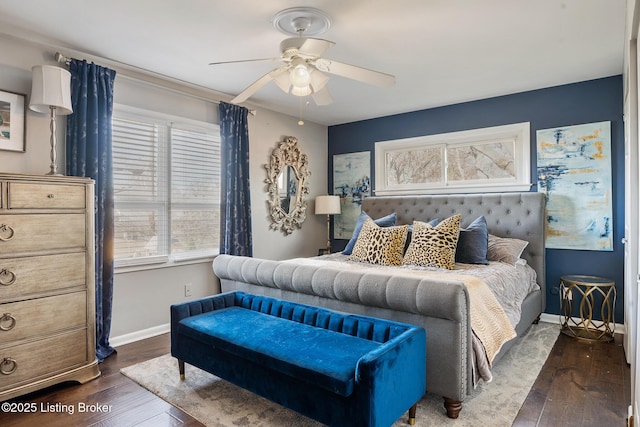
328 76 624 320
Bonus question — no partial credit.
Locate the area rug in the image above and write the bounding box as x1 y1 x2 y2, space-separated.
120 321 559 427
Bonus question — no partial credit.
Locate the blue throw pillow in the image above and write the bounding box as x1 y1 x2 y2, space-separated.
455 215 489 265
342 211 397 255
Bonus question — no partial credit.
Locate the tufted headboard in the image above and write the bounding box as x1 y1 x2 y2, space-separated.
361 192 546 307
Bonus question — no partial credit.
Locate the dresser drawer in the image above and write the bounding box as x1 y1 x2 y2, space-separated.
7 182 86 209
0 252 86 300
0 292 86 343
0 329 87 391
0 214 85 254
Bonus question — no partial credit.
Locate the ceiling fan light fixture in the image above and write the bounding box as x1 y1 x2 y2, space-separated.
291 85 312 97
220 7 393 107
289 60 311 88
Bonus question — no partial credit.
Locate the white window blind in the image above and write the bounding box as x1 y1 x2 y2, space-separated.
170 127 220 260
112 108 220 267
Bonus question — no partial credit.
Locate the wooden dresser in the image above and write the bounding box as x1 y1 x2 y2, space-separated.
0 173 100 401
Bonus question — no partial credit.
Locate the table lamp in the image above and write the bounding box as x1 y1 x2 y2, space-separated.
29 65 73 176
315 195 341 253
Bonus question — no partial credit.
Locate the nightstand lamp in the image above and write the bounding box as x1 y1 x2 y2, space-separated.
315 195 341 254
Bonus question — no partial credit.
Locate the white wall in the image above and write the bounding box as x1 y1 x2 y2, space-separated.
0 33 329 342
249 108 329 260
0 35 65 174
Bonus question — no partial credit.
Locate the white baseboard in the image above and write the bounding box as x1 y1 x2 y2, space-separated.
110 323 170 348
539 313 562 325
539 312 625 335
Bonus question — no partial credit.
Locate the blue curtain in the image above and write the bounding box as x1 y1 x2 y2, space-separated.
66 59 117 362
219 102 252 256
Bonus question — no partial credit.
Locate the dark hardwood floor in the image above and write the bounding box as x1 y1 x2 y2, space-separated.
0 327 630 427
514 332 630 427
1 334 204 427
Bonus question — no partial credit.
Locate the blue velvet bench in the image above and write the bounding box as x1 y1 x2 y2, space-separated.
171 291 426 427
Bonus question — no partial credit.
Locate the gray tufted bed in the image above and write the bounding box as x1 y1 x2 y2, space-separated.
212 192 546 419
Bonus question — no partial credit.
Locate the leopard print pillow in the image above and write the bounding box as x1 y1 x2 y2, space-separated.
403 214 462 269
348 219 409 266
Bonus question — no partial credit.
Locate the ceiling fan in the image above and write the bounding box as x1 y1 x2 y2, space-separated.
209 7 396 106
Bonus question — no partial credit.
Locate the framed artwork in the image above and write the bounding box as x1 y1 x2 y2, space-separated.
333 151 371 239
374 122 531 195
0 90 26 152
537 121 613 251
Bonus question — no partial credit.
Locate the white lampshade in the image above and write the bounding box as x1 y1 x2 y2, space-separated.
29 65 73 115
315 195 341 215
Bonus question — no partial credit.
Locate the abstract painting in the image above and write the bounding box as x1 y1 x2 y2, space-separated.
537 121 612 251
333 151 371 239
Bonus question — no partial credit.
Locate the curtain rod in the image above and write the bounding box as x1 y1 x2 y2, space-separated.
54 51 256 116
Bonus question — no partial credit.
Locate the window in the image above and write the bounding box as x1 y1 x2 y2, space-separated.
112 106 220 267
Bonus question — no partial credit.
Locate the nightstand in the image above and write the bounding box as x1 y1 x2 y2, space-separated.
559 275 616 342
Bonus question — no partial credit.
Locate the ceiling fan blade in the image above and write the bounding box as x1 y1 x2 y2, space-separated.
273 70 291 93
313 58 395 88
209 57 278 66
230 66 289 104
312 87 333 106
310 69 329 92
298 38 335 57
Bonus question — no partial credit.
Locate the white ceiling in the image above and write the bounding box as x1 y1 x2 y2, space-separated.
0 0 627 126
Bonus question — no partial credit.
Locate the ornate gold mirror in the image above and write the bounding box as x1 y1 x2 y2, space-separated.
265 136 310 234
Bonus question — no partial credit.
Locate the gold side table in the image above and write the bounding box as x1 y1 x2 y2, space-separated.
560 275 616 342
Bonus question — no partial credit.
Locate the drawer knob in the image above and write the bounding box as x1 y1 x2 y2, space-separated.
0 269 16 286
0 313 15 331
47 194 55 199
0 224 15 241
0 357 17 375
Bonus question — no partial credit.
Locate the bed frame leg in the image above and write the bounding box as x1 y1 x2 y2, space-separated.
443 397 462 419
178 360 185 380
408 403 417 425
533 315 541 324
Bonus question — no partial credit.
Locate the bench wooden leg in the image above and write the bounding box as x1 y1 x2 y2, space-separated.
178 360 185 380
408 403 417 425
443 397 462 419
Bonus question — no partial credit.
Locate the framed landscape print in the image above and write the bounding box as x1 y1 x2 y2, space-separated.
374 122 531 195
0 90 26 152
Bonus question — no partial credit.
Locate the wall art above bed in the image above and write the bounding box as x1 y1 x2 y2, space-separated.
374 122 531 195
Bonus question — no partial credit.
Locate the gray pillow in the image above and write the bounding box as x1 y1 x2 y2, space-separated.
487 234 529 266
